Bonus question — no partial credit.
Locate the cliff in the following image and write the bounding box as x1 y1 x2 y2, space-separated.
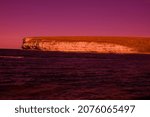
22 36 150 54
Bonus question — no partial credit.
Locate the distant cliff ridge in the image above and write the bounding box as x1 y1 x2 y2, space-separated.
22 37 150 54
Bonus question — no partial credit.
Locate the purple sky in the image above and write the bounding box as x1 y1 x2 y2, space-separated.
0 0 150 48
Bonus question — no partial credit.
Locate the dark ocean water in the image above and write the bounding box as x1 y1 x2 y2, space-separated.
0 49 150 100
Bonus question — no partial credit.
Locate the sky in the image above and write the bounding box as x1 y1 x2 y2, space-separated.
0 0 150 49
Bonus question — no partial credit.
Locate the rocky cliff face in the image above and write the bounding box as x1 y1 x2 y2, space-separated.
22 37 138 54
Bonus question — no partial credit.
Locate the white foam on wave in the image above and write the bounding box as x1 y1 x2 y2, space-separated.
0 56 24 59
23 40 138 54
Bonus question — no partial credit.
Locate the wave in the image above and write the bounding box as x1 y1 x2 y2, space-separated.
0 56 24 59
22 40 138 54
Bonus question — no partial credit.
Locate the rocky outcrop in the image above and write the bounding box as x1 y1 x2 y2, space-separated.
22 37 138 54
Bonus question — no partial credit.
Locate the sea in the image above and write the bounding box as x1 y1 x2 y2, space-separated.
0 49 150 100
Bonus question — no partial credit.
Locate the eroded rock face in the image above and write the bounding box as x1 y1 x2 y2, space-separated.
22 37 138 54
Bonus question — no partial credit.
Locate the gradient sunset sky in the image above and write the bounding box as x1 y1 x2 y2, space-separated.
0 0 150 48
